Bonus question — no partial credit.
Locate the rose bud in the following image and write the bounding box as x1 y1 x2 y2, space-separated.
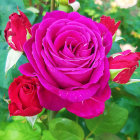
4 9 32 51
100 15 121 36
8 75 42 116
69 0 76 3
109 50 140 84
69 0 80 11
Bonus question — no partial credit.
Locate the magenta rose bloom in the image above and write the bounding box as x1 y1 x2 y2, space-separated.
19 11 114 119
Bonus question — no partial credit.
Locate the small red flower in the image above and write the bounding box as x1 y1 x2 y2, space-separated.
8 75 42 116
69 0 76 3
109 50 140 84
100 15 121 36
4 9 32 51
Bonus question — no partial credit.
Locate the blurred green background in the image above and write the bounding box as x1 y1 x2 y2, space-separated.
0 0 140 140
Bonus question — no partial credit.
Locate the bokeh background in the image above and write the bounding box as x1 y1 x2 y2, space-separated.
0 0 140 140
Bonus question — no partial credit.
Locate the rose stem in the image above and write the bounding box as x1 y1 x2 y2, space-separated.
47 110 57 122
50 0 55 12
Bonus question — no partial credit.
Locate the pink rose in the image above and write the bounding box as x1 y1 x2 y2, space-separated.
109 50 140 84
4 9 32 51
19 11 119 119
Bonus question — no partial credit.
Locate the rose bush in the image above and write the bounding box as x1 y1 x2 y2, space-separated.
109 50 140 84
4 9 32 51
19 11 120 119
8 75 42 116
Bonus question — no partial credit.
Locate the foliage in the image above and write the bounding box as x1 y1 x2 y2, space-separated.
0 0 140 140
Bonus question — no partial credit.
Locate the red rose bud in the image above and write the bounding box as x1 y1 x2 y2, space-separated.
8 75 42 116
4 9 32 51
69 0 76 3
100 15 121 36
109 50 140 84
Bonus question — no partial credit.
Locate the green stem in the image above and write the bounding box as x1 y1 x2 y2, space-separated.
85 131 94 140
50 0 55 12
29 0 32 6
76 116 79 123
41 119 49 129
48 110 56 122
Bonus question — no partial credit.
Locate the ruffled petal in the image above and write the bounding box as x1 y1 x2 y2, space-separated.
43 11 68 20
66 97 105 119
19 63 36 77
100 15 121 35
38 86 70 111
66 84 111 119
96 23 112 55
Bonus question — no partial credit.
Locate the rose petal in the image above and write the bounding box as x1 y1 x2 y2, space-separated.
41 50 82 88
100 15 121 35
19 63 36 77
38 86 70 111
43 11 68 20
66 84 111 119
96 23 112 55
66 97 105 119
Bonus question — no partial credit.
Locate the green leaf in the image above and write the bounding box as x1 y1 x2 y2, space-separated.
0 39 8 50
87 138 93 140
110 68 126 80
0 87 8 99
49 118 84 140
58 4 72 12
107 42 122 57
0 121 41 140
95 133 121 140
58 0 68 5
0 0 24 8
120 107 140 138
85 103 128 135
26 29 32 40
0 99 10 123
41 130 56 140
12 116 25 121
55 109 90 137
111 87 140 106
0 49 8 88
0 130 5 138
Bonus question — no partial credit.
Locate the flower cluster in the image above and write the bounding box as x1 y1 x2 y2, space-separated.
4 9 140 119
